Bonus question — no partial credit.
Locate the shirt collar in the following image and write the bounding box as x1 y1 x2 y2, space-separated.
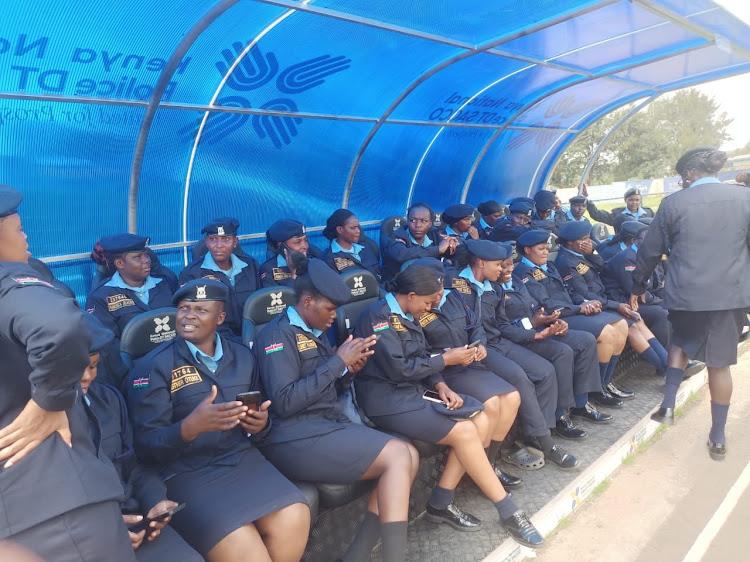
459 266 494 295
566 209 586 222
622 207 646 219
276 253 287 267
561 246 584 258
479 217 491 231
690 176 720 188
202 252 247 286
521 256 547 272
444 225 468 239
185 334 223 373
105 272 162 304
331 239 364 257
407 231 433 248
287 306 323 338
436 288 451 309
385 292 414 321
501 280 513 291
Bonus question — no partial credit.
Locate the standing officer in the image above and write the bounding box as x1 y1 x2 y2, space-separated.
585 186 655 232
0 185 133 561
476 200 505 238
632 148 750 460
179 217 260 337
259 219 312 288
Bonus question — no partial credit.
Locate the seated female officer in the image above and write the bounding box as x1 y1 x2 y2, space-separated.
450 239 578 470
409 257 522 489
256 258 417 562
79 314 201 562
382 202 456 281
87 234 175 388
514 230 628 415
128 279 310 562
601 221 670 348
179 217 260 337
555 221 668 388
531 190 559 235
354 265 544 548
497 247 605 438
322 208 381 279
260 219 311 288
476 200 504 238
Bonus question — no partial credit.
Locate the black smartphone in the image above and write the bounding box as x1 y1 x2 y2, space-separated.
467 340 482 349
236 391 263 411
128 502 187 534
422 390 444 404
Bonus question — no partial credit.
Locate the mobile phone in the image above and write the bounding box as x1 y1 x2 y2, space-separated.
553 308 564 314
128 503 187 533
422 390 445 404
236 391 263 410
467 340 482 349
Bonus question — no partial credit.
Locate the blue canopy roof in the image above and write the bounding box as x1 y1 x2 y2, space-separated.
2 0 749 295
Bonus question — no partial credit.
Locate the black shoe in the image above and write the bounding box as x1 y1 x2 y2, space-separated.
589 390 624 409
707 439 726 461
606 382 635 400
570 403 614 424
502 510 544 548
545 444 580 470
494 466 523 489
650 406 674 425
685 360 704 378
426 502 482 532
554 415 588 440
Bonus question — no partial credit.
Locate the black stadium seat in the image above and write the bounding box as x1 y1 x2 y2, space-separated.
333 269 380 344
120 307 177 367
591 222 610 243
241 286 296 348
379 215 405 255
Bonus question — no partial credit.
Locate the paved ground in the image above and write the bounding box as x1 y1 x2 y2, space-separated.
537 350 750 562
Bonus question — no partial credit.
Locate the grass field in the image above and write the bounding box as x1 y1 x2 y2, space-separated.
590 193 665 213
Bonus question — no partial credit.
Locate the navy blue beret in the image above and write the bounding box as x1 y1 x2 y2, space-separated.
403 257 445 276
99 233 149 254
620 220 649 238
442 204 475 224
0 185 22 218
477 200 503 216
267 219 305 243
508 197 535 216
82 313 115 354
202 217 239 236
558 221 591 241
465 239 512 260
173 278 228 304
624 187 641 199
533 190 556 211
305 258 351 305
516 229 550 248
568 195 587 205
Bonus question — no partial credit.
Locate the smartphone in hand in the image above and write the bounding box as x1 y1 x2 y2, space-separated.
236 391 263 411
128 503 187 534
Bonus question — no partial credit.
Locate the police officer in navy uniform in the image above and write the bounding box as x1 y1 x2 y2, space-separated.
487 198 534 242
382 203 457 281
179 217 260 337
531 190 560 235
563 195 591 224
631 148 750 460
256 257 418 562
127 279 310 561
555 222 669 393
476 200 505 239
321 208 381 279
79 314 201 562
514 229 625 419
585 186 655 232
259 219 315 288
0 185 133 561
354 265 543 548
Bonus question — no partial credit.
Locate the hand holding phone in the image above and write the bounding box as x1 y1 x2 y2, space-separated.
128 502 187 534
236 391 263 412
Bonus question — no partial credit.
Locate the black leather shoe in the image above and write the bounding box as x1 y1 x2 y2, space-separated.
426 502 482 532
606 382 635 400
685 360 704 378
494 466 523 489
554 415 588 440
502 510 544 548
707 439 726 461
589 390 623 408
545 444 580 470
650 406 674 425
570 402 613 424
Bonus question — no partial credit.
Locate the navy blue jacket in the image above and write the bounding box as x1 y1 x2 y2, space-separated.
322 241 381 280
382 226 442 281
602 248 662 305
488 217 529 242
555 247 622 311
512 260 583 317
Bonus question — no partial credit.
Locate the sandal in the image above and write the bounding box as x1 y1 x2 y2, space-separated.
501 446 545 471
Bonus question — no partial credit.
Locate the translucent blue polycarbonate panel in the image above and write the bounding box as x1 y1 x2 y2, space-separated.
313 0 596 45
0 0 210 101
48 259 99 307
408 128 495 208
0 98 144 257
688 7 750 55
391 53 577 123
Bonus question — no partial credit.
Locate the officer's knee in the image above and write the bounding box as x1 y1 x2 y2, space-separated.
502 390 521 413
449 420 479 445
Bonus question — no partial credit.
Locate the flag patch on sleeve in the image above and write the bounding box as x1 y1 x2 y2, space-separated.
264 342 285 354
372 321 390 333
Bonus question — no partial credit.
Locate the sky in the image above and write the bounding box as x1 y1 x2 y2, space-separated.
694 0 750 150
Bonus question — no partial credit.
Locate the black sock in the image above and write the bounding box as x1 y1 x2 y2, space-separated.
604 354 620 386
381 521 408 562
495 495 518 520
535 434 555 455
486 441 501 464
661 367 684 409
428 486 454 510
709 402 730 444
342 511 380 562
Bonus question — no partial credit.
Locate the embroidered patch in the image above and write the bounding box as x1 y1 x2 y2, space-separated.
418 312 438 327
296 333 317 352
521 277 530 284
12 276 54 288
272 267 291 281
333 257 356 271
372 321 390 333
389 314 407 332
562 273 574 282
395 238 407 245
451 278 472 294
202 274 220 281
106 293 136 312
170 366 202 393
531 269 546 281
264 342 285 355
132 376 150 389
575 262 590 275
624 265 636 271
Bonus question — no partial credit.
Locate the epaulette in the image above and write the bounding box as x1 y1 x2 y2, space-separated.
389 314 407 332
575 262 590 275
418 312 438 327
531 269 546 281
451 277 472 294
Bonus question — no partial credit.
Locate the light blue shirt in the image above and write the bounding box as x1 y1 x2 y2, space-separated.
186 334 223 373
566 210 588 222
287 306 323 338
459 267 494 296
521 256 547 272
202 252 247 287
331 239 363 261
444 225 468 240
501 281 513 291
619 242 638 253
562 246 584 258
385 292 414 321
105 272 162 305
437 288 451 309
276 254 288 268
479 217 491 231
621 207 647 220
408 231 433 248
689 176 720 188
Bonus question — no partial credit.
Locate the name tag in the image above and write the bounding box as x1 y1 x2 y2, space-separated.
389 314 407 332
451 278 472 294
171 366 203 393
418 312 438 327
521 318 533 330
296 333 317 352
106 293 136 312
272 267 291 281
333 257 356 271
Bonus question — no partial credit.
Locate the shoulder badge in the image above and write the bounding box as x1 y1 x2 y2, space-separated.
106 293 136 312
389 314 407 332
575 262 590 275
272 267 291 281
521 276 530 284
333 257 356 271
531 269 546 281
11 276 54 288
394 238 407 245
296 332 318 352
562 273 574 282
264 342 285 355
202 274 220 281
451 278 472 295
132 375 150 389
418 312 438 327
372 321 390 333
170 366 202 393
624 265 636 272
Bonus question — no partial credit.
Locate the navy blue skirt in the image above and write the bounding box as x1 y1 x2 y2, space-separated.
669 309 746 368
443 366 517 403
370 403 456 443
565 311 624 337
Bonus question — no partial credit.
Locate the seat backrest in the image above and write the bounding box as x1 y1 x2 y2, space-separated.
120 307 177 365
242 286 297 348
590 222 610 242
333 269 380 344
379 216 406 254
